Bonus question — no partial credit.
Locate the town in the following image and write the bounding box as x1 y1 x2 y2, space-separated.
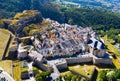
0 10 120 81
1 19 112 81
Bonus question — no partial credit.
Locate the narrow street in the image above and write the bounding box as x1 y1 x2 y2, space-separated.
48 61 60 81
27 62 35 81
0 67 14 81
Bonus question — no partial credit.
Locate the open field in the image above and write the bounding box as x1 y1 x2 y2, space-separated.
0 60 12 76
0 29 10 59
68 64 95 78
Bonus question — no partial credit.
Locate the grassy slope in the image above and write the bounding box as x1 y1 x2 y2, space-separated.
0 29 10 59
101 35 120 68
0 28 14 57
68 65 95 78
0 29 14 76
102 35 120 55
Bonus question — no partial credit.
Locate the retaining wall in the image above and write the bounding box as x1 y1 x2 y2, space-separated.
56 62 68 70
93 58 112 65
66 57 93 64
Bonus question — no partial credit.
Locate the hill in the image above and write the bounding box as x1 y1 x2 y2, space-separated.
0 0 49 18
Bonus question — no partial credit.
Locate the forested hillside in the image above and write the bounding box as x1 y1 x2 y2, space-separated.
0 0 50 18
1 0 120 29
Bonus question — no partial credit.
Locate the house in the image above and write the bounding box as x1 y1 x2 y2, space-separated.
28 50 53 72
17 44 28 60
28 50 43 62
29 22 112 65
87 38 106 57
55 59 68 70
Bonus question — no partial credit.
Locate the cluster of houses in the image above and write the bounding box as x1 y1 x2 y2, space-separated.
16 19 112 80
31 21 95 57
31 19 110 59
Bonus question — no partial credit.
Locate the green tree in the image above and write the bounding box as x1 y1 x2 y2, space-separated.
106 71 116 81
35 74 43 81
35 71 51 81
56 76 62 81
97 70 107 81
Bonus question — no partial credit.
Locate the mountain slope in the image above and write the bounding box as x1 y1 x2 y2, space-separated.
55 0 120 12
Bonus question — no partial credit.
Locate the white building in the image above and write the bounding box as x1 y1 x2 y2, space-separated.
17 44 27 60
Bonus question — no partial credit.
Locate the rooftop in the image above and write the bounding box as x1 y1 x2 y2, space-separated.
87 37 106 50
29 51 43 61
31 20 106 58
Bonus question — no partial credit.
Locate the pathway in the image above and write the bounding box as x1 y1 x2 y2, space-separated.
27 62 35 81
48 61 60 81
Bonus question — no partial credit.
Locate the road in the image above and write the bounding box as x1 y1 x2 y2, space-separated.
48 61 60 81
27 62 35 81
0 67 14 81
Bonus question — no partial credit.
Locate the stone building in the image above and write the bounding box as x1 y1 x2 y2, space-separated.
55 59 68 70
29 22 112 66
28 51 43 62
87 38 106 57
28 50 53 72
17 44 27 60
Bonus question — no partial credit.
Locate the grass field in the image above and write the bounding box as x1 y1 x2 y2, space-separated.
68 64 95 78
0 60 12 76
0 29 10 59
13 61 21 81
